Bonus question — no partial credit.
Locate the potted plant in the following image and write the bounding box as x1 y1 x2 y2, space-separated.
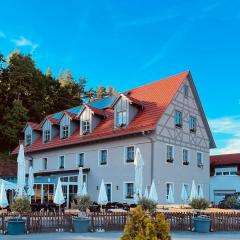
72 195 91 233
190 198 210 233
8 197 31 235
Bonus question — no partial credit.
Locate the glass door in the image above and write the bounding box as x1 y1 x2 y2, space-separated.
105 184 112 202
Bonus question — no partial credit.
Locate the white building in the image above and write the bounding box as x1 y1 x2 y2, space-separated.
13 70 215 208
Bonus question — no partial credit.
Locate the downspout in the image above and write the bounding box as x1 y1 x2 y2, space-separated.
142 131 154 185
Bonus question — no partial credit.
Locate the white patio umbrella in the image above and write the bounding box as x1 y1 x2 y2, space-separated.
167 185 174 204
97 179 108 205
189 180 198 201
181 184 189 204
198 185 204 199
0 182 9 208
27 166 35 200
16 144 26 197
54 178 65 212
148 180 158 203
82 182 87 196
77 167 84 196
144 186 149 199
134 148 144 203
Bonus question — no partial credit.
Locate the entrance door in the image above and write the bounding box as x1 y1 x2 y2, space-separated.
105 184 112 202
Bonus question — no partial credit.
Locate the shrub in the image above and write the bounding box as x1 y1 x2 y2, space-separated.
11 197 31 214
224 196 239 209
77 195 92 212
137 197 157 214
121 206 170 240
189 198 209 210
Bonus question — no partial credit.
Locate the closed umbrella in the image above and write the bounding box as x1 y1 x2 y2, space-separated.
149 180 158 203
82 182 87 196
98 179 108 205
198 185 204 199
0 182 8 208
77 167 84 196
134 148 144 202
181 184 189 204
17 144 26 197
54 178 65 212
144 187 149 199
189 180 198 201
27 166 35 200
167 185 174 204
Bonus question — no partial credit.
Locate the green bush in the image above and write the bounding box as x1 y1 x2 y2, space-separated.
11 197 31 214
189 198 209 210
137 197 157 215
77 195 92 212
224 196 239 209
121 206 171 240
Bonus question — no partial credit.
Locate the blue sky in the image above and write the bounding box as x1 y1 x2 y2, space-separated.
0 0 239 154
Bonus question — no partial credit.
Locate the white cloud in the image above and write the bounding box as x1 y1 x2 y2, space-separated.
11 36 39 53
0 31 6 38
209 115 240 155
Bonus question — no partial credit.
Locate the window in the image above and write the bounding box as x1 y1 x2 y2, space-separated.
183 184 189 198
44 130 50 143
125 146 135 163
197 184 201 196
26 134 32 146
59 156 65 169
62 125 69 139
183 84 189 97
99 150 108 166
82 120 90 134
166 183 174 200
105 183 112 202
197 152 203 167
29 159 33 168
77 153 84 167
125 183 134 199
43 158 48 170
116 98 127 127
216 172 222 176
175 111 182 128
190 116 196 132
183 149 189 165
166 145 174 163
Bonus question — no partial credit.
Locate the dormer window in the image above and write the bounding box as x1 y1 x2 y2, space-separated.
116 98 127 127
82 120 90 135
25 134 32 146
62 125 69 139
43 130 50 143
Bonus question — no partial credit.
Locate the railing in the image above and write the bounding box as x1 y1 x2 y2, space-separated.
1 211 240 233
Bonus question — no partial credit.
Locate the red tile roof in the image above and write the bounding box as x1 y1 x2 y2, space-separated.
13 70 214 154
210 153 240 167
84 105 106 118
26 122 42 131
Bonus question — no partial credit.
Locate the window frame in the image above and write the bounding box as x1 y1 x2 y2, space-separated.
197 152 203 168
76 152 85 168
166 182 174 201
25 134 32 146
42 157 48 170
175 110 183 128
61 125 69 139
124 145 135 164
190 116 197 133
166 144 174 163
182 148 190 166
82 120 90 134
123 182 134 200
116 98 128 128
43 129 51 143
183 84 189 98
58 155 65 169
98 149 108 166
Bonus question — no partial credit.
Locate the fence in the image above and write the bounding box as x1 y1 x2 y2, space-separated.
1 211 240 234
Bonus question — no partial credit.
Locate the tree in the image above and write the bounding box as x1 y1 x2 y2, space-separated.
106 86 117 96
46 67 52 77
96 86 106 99
0 100 28 148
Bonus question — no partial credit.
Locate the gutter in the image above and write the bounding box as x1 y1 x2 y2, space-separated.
142 131 154 185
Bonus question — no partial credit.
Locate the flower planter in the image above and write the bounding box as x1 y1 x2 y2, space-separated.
72 217 90 233
7 218 25 235
193 215 211 233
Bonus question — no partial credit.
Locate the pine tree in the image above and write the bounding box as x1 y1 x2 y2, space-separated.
64 69 74 84
46 67 52 77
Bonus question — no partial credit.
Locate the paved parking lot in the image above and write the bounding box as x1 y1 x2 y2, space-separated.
2 231 240 240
